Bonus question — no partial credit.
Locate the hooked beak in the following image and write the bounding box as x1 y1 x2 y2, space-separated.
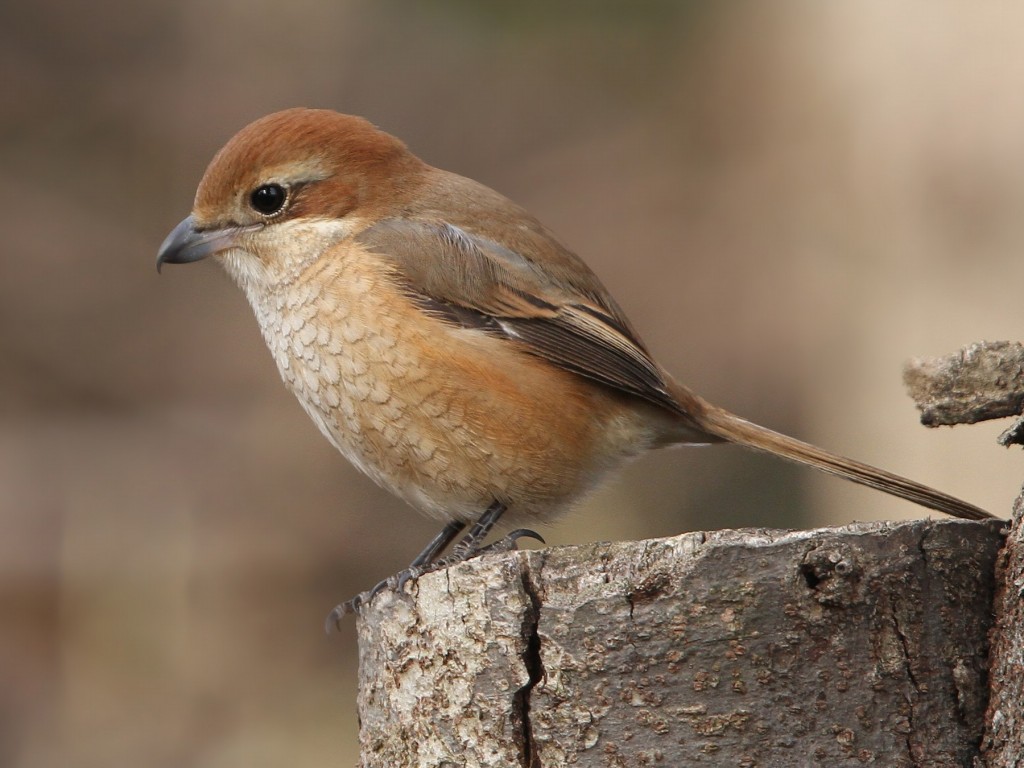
156 215 255 273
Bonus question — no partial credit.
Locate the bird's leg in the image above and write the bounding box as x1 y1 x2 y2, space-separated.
409 519 467 568
450 500 509 558
326 502 544 629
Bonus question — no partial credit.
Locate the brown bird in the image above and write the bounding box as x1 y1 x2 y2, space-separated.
157 108 992 624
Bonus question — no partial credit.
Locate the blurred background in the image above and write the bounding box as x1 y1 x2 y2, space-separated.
4 1 1024 765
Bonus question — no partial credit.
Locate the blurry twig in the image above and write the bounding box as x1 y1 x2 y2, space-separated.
903 341 1024 446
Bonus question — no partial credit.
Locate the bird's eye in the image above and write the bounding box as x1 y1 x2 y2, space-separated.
249 183 288 216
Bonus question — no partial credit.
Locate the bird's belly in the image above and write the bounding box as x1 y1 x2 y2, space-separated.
254 266 663 523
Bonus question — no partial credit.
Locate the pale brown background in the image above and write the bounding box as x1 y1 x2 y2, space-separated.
3 2 1024 766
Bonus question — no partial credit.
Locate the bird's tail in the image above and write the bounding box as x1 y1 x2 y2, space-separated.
692 401 994 521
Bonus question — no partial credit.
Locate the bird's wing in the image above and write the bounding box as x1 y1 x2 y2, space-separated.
356 217 683 414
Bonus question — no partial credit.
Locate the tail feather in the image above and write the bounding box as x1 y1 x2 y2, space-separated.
695 404 994 521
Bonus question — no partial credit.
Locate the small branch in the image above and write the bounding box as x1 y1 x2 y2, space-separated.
903 341 1024 444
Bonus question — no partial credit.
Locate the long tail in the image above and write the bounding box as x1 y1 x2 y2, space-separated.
691 401 994 521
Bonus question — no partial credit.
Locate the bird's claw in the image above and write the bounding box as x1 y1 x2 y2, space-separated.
324 564 430 632
486 528 545 553
324 576 392 632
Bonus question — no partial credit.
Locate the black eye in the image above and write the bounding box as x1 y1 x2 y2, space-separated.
249 183 288 216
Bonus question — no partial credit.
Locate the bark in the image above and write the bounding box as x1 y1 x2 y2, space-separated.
356 519 1003 767
981 491 1024 767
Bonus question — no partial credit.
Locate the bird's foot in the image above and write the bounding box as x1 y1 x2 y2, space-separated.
324 527 544 632
438 527 545 567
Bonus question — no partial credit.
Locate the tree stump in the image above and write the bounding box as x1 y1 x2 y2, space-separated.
356 519 1004 767
982 489 1024 766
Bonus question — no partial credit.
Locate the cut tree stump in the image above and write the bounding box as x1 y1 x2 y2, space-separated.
982 490 1024 767
356 518 1004 767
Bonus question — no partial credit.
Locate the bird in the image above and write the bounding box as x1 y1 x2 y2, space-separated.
157 108 993 624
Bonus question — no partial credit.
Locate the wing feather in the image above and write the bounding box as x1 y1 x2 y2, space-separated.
356 218 682 413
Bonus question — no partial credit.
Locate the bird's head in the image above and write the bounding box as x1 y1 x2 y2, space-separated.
156 108 424 289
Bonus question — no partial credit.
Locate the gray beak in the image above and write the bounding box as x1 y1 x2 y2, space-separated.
156 215 250 273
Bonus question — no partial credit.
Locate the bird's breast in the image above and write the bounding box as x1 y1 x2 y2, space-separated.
243 241 666 522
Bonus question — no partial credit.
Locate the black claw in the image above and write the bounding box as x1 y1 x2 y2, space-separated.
324 601 352 634
506 528 546 545
395 566 425 591
324 581 386 633
469 528 546 556
325 568 423 632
